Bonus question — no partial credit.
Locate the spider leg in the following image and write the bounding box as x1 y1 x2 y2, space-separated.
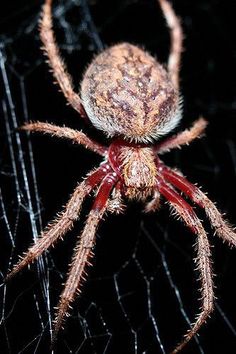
5 165 110 281
158 0 183 90
52 172 118 343
161 167 236 247
40 0 85 117
155 117 207 154
20 122 107 156
107 181 125 214
158 181 214 354
144 190 161 213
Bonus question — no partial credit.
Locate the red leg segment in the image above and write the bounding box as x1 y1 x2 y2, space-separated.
157 179 214 354
160 166 236 247
52 172 118 342
6 164 111 281
92 172 118 210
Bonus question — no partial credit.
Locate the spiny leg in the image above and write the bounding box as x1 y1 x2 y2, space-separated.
158 0 183 90
20 122 107 156
6 165 110 281
158 181 214 353
144 190 161 213
161 167 236 247
40 0 85 116
107 181 125 214
155 118 207 154
52 172 118 342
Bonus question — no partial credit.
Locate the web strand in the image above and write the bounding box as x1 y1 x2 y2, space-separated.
1 1 236 353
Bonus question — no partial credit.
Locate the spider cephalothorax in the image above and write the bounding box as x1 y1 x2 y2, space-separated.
108 140 158 201
6 0 236 353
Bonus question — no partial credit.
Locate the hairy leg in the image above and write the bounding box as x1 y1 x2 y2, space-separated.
40 0 85 116
107 181 125 214
155 118 207 154
20 122 107 156
6 165 110 281
144 190 161 213
53 172 118 342
158 181 214 353
161 167 236 247
158 0 183 90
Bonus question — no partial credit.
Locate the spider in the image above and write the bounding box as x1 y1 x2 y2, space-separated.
6 0 236 352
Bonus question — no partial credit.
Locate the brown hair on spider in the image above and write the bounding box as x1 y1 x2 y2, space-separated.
81 43 181 143
6 0 236 353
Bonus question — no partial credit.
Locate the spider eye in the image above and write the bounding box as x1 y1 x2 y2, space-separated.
81 43 182 142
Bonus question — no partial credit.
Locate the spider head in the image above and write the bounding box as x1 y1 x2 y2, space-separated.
81 43 182 143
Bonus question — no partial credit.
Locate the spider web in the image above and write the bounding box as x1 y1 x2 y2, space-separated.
1 0 236 353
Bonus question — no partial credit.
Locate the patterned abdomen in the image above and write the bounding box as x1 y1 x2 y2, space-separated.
81 43 181 142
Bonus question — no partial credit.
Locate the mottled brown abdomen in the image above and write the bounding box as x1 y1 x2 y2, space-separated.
81 43 181 142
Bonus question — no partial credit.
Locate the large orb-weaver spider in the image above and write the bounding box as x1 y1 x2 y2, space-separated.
6 0 236 352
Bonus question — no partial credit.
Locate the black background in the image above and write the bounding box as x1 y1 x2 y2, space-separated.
1 1 236 353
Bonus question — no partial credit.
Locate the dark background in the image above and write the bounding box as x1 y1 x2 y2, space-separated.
1 1 236 353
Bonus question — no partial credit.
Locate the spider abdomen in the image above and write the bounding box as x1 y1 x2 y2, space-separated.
81 43 181 142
